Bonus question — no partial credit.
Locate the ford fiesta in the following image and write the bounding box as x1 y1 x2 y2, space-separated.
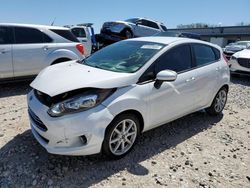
27 37 230 159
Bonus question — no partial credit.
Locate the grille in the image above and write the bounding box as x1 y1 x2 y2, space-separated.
237 58 250 68
28 108 48 131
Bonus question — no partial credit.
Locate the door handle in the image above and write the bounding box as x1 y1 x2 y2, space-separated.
43 46 49 51
186 77 196 82
0 49 8 54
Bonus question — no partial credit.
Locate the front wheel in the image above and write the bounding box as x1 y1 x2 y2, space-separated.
102 114 140 159
205 88 228 115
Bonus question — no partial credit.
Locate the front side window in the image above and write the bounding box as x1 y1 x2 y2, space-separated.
14 27 44 44
71 28 86 38
125 18 139 24
0 26 13 44
156 45 192 73
83 41 165 73
192 44 217 66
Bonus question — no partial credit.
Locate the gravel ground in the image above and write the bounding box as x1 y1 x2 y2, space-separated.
0 76 249 188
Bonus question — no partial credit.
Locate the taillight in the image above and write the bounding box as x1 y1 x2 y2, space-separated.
223 53 229 64
76 44 84 55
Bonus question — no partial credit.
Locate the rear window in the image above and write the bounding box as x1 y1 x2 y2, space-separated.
71 28 86 38
50 29 79 42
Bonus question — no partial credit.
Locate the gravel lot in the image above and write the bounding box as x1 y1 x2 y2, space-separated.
0 76 249 188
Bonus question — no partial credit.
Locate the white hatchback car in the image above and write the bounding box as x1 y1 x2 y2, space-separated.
27 37 230 159
0 23 84 82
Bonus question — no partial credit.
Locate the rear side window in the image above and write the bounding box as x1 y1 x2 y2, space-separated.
50 29 79 42
0 26 13 44
193 44 218 66
156 44 192 73
71 28 86 38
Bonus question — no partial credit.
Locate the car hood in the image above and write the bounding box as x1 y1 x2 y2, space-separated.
233 49 250 58
30 61 136 97
225 45 245 52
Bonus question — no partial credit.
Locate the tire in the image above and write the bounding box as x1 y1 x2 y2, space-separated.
102 113 140 159
51 58 71 65
123 29 133 39
205 87 228 115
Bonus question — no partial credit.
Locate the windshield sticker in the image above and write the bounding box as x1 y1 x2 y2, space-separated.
141 45 163 50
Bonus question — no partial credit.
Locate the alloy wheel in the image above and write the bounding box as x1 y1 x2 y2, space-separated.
109 119 137 155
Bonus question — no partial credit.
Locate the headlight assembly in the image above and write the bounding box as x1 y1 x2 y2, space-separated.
48 89 115 117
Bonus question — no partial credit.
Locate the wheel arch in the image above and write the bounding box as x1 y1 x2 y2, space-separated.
106 109 145 134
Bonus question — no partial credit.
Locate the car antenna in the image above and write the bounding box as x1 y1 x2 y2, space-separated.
51 17 56 26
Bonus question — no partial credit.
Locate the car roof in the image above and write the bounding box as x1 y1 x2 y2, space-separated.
0 23 69 30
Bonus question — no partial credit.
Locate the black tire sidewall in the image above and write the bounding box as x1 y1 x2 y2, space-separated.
206 88 228 115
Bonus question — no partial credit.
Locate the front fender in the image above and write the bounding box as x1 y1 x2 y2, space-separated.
102 85 149 131
46 49 80 64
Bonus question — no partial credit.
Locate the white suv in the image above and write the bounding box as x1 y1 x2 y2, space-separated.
28 37 230 159
0 23 84 81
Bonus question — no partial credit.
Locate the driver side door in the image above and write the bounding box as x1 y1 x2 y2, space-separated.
140 44 197 129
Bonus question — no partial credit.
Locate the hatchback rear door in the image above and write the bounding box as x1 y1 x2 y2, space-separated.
0 26 14 79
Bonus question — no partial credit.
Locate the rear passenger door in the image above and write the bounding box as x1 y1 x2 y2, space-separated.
191 43 221 108
0 26 14 79
12 26 54 77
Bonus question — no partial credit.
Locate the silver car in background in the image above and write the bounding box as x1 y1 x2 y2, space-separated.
0 23 84 82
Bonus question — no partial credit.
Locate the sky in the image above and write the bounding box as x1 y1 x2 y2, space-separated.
0 0 249 33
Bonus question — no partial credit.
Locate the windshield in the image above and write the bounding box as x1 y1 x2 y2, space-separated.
83 41 165 73
235 42 250 47
155 31 179 37
125 18 139 24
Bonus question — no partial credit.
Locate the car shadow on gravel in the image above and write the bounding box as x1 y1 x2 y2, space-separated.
0 81 31 98
0 111 223 187
230 75 250 86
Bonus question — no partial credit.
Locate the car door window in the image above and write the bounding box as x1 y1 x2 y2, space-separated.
14 27 45 44
0 26 13 44
192 44 217 66
147 21 159 29
156 45 192 73
140 19 148 27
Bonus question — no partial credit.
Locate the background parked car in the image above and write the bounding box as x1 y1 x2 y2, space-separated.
154 31 201 40
67 23 97 56
98 17 167 45
229 46 250 76
224 41 250 60
0 23 84 82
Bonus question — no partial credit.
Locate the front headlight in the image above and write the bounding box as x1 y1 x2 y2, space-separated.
48 89 115 117
231 56 237 61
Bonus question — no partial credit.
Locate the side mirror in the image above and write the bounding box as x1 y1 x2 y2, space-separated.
154 70 177 89
136 20 142 25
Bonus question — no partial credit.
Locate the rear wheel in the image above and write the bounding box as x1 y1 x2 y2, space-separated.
102 114 139 159
51 58 71 65
123 29 133 39
205 87 228 115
